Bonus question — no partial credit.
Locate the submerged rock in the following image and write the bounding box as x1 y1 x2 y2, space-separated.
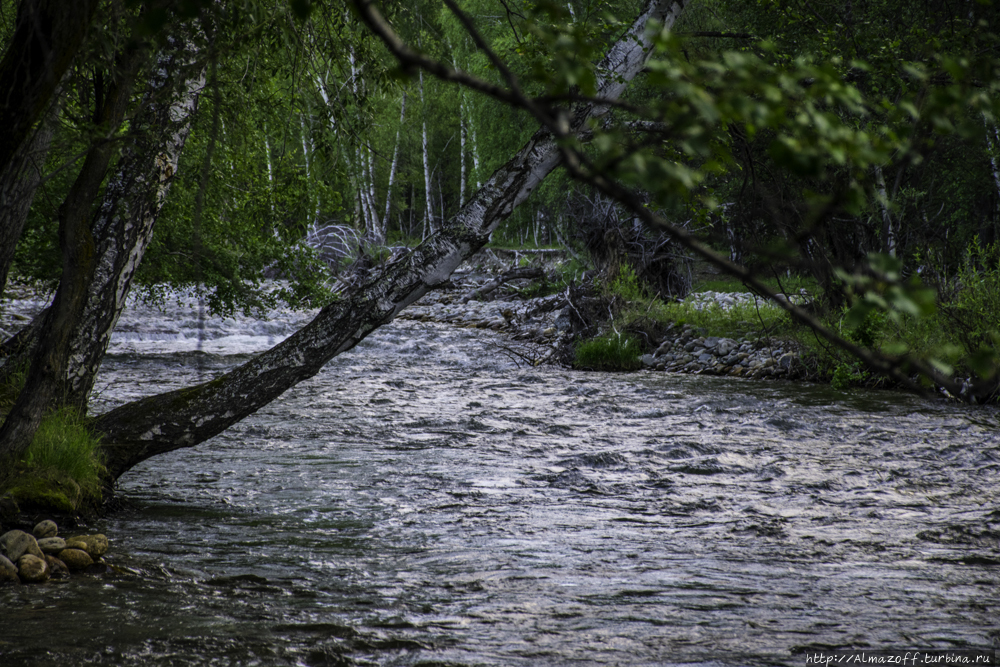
45 555 70 579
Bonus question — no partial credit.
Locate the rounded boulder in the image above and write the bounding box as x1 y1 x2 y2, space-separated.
1 530 44 562
33 520 58 540
37 537 66 554
57 548 94 571
17 554 49 583
0 554 18 583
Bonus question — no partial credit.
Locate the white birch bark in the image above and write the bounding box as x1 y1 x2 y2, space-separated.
383 91 406 233
985 115 1000 208
874 164 896 257
419 69 434 236
460 94 467 207
468 96 481 190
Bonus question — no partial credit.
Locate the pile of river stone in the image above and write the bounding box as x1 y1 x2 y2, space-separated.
0 522 109 584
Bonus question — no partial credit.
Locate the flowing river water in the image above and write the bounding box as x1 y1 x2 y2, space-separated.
1 289 999 666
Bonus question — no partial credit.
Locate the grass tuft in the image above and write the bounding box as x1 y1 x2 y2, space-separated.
18 408 105 501
575 334 643 371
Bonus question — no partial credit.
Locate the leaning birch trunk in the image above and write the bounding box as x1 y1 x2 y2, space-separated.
59 43 205 410
90 0 690 482
0 41 204 405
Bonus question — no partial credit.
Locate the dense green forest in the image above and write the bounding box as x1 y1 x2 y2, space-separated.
1 0 1000 502
6 2 996 311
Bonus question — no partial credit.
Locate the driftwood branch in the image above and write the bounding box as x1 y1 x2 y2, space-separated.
462 266 543 303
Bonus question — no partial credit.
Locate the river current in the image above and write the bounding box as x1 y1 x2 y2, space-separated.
1 290 998 666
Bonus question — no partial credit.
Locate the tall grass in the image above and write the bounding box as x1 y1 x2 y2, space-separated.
575 334 643 371
20 408 104 499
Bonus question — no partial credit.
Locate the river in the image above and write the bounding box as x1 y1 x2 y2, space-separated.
1 290 998 665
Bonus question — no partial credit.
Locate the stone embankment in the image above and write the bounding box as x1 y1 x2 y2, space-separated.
640 324 811 380
399 273 815 379
0 521 110 584
642 289 814 380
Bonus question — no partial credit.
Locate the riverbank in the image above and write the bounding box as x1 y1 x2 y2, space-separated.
397 269 819 382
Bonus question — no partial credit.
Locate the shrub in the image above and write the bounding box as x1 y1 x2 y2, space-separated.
609 263 647 302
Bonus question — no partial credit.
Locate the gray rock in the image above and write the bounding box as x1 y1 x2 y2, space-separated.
716 339 737 356
0 554 17 583
779 352 798 370
554 307 572 331
703 336 720 349
1 530 44 562
33 520 58 540
37 537 66 554
697 353 714 364
641 354 656 367
17 554 49 583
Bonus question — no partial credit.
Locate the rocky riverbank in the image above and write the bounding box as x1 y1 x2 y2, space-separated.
1 521 111 584
398 270 818 380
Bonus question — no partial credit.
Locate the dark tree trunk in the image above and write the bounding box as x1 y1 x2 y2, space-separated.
0 0 100 172
0 103 57 298
91 0 690 482
0 42 147 461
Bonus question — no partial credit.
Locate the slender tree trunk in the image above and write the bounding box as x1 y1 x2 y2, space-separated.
468 97 481 191
0 99 57 298
91 0 688 482
459 89 468 207
874 164 896 257
364 143 381 243
383 92 406 233
419 70 434 235
985 115 1000 224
